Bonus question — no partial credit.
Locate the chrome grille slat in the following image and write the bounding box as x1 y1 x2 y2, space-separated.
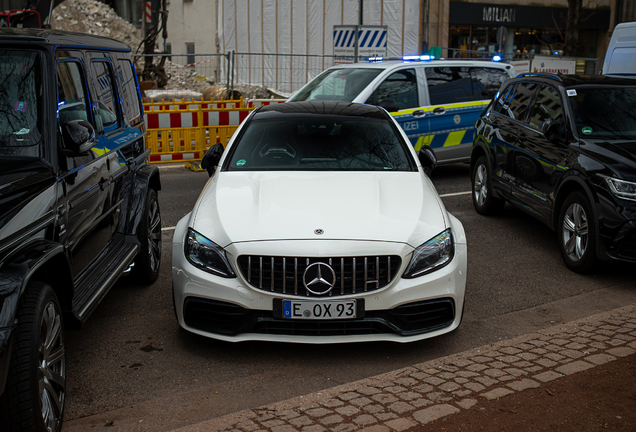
237 255 401 298
282 258 286 294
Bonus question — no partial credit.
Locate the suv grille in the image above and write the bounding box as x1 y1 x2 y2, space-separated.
236 255 402 297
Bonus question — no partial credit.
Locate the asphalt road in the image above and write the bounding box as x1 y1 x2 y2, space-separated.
61 163 635 431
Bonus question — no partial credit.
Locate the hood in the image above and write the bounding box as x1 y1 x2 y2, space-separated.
191 171 448 248
579 139 636 181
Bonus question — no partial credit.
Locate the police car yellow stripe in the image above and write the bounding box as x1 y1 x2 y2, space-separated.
415 135 434 151
443 130 466 147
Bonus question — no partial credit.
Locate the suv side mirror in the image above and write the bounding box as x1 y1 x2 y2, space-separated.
542 118 563 143
61 119 95 154
418 145 437 176
201 143 224 177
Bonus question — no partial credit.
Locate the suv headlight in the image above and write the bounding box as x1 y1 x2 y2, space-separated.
185 229 235 277
600 175 636 201
403 229 454 278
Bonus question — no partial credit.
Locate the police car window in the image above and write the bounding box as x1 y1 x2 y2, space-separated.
116 59 143 125
57 62 89 129
425 67 479 105
472 67 510 100
528 86 563 130
369 69 418 109
500 83 537 121
91 61 120 131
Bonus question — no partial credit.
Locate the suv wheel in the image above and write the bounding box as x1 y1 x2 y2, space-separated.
558 192 598 273
472 156 505 215
0 282 65 432
134 188 162 283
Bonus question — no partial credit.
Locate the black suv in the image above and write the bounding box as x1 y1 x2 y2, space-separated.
0 29 161 431
471 74 636 273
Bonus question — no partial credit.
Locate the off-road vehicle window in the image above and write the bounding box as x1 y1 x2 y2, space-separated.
92 61 120 131
0 50 42 149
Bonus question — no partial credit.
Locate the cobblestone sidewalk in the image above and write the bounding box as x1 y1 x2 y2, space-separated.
173 305 636 432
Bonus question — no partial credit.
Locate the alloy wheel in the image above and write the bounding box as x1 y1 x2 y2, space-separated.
474 164 488 207
562 202 589 262
148 199 162 273
38 301 65 432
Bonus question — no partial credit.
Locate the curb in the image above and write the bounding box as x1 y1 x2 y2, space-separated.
171 304 636 432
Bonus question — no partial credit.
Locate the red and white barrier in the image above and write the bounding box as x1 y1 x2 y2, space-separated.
149 152 203 163
246 99 287 108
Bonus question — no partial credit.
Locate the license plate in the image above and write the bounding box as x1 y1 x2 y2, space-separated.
282 299 357 320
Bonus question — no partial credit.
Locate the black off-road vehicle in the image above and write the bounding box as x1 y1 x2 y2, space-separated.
0 29 161 431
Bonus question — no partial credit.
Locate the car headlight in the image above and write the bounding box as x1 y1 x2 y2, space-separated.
403 230 454 278
185 229 235 277
600 175 636 201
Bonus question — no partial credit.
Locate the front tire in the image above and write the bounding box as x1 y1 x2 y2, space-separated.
134 188 162 284
558 192 598 273
0 282 66 432
472 155 505 215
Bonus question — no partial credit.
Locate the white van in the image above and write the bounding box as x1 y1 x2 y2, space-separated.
603 21 636 78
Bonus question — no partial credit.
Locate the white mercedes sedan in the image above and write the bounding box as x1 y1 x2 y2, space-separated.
172 102 467 343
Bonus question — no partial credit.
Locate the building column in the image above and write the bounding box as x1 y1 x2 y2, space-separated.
428 0 450 57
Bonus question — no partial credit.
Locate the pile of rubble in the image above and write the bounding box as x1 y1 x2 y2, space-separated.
51 0 142 51
50 0 277 99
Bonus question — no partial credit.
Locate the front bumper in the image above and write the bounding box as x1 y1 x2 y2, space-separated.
172 232 467 344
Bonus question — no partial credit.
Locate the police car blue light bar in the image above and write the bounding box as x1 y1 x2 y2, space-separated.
368 57 384 62
492 55 502 62
402 54 435 62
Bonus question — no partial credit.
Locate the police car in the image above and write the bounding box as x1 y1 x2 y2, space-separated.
288 57 516 164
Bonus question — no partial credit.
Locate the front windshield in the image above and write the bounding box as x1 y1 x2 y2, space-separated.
568 86 636 140
288 68 383 102
226 115 415 172
0 50 43 148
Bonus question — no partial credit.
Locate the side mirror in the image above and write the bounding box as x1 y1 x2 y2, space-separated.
201 143 224 177
378 99 400 113
418 145 437 176
542 118 562 143
61 120 95 154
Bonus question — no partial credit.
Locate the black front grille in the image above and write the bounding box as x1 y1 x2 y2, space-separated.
236 255 402 297
183 297 456 337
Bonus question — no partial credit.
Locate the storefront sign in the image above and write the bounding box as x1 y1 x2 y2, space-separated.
483 7 516 23
532 56 577 74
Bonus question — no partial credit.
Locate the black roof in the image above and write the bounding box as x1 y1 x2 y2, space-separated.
0 28 130 51
256 102 389 119
514 73 636 87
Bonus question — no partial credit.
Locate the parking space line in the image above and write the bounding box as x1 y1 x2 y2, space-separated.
439 191 471 197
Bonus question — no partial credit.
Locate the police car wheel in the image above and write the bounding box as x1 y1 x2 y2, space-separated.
472 156 505 215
